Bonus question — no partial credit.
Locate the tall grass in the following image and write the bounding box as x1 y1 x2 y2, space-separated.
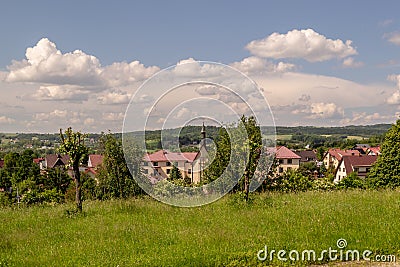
0 190 399 266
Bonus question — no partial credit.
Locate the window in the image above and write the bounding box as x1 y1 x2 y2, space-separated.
278 167 283 173
287 159 292 164
173 162 178 167
354 167 359 173
188 169 191 174
166 161 171 166
166 169 171 174
342 167 345 172
153 162 158 166
143 161 148 166
279 159 284 164
143 169 148 174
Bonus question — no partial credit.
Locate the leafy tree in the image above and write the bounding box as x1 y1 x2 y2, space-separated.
368 119 400 187
96 133 141 199
240 116 262 201
59 128 89 212
336 172 366 189
42 167 71 195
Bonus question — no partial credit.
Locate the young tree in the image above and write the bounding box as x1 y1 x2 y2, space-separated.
59 128 89 212
169 165 183 181
368 119 400 187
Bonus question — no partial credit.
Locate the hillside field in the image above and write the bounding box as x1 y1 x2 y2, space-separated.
0 190 399 266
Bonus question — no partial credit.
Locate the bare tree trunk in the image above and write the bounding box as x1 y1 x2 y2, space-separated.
244 170 249 202
73 162 82 212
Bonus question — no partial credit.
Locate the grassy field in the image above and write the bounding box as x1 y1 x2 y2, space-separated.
0 190 399 266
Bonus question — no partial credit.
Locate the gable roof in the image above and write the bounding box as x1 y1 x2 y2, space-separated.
294 150 317 162
327 148 360 161
276 146 301 159
368 146 381 155
33 158 44 164
45 154 70 168
340 155 378 175
144 150 198 163
88 154 103 168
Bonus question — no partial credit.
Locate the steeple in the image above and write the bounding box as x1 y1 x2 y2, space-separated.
201 122 206 140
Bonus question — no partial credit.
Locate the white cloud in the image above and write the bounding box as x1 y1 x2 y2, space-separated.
34 85 89 101
97 90 131 104
387 91 400 105
342 57 364 68
246 29 357 62
384 32 400 46
230 56 296 75
308 102 344 119
84 118 95 125
4 38 159 101
34 109 68 120
195 84 220 95
175 107 190 119
340 112 394 125
102 112 124 121
0 116 15 124
386 74 400 104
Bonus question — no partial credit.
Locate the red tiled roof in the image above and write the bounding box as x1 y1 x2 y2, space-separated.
33 158 44 164
88 154 103 168
328 149 360 161
144 150 198 163
342 155 378 175
368 146 381 154
276 146 301 159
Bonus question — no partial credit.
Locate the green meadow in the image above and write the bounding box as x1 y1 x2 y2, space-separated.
1 190 399 266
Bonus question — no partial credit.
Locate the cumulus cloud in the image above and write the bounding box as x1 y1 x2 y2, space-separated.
293 102 343 119
34 109 68 120
298 94 311 102
308 102 344 119
102 112 124 121
387 91 400 105
0 116 15 124
387 74 400 104
342 57 364 68
97 90 131 104
246 29 357 62
230 56 296 75
341 112 393 125
384 32 400 46
5 38 159 101
33 85 90 101
195 85 220 95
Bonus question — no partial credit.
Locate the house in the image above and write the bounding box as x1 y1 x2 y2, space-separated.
367 146 381 156
294 150 317 164
323 149 360 170
334 155 378 183
87 154 103 168
353 144 370 154
275 146 301 174
41 154 70 170
142 150 198 183
85 154 104 178
142 123 209 184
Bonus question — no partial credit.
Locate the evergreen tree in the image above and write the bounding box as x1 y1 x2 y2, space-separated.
169 165 183 180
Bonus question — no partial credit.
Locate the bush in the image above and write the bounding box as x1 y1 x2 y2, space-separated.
336 172 367 189
22 188 63 205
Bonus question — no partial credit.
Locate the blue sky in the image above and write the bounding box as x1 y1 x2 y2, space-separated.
1 1 400 132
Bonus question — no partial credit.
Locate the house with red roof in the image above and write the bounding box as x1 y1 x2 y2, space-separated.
143 150 198 183
323 148 360 170
366 146 381 156
275 146 301 174
334 155 378 183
